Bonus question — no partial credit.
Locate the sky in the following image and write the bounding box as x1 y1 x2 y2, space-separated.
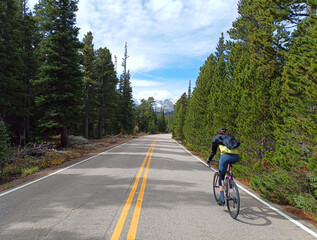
28 0 240 102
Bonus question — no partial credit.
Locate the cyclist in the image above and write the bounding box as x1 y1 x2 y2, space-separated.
207 128 240 205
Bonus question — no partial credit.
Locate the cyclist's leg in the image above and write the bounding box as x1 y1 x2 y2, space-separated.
218 154 230 204
228 154 240 172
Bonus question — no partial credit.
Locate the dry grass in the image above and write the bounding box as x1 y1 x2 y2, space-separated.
0 135 136 190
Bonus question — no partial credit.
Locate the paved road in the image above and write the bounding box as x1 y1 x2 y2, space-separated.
0 134 316 240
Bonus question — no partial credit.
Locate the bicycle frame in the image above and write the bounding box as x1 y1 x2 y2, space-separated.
211 160 240 219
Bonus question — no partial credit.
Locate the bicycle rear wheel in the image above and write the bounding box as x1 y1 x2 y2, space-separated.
213 172 220 202
226 180 240 219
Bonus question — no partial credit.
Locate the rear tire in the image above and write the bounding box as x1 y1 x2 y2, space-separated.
213 172 220 202
226 180 240 219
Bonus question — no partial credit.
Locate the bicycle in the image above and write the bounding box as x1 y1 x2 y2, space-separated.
208 160 240 219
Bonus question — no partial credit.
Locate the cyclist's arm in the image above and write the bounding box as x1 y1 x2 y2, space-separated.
208 137 219 160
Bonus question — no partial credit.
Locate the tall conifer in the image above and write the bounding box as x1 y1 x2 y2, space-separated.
117 42 134 134
33 0 83 147
184 54 216 147
95 47 118 137
0 0 25 143
81 31 96 139
173 93 187 140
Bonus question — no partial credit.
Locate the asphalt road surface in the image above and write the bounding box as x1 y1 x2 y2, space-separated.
0 134 316 240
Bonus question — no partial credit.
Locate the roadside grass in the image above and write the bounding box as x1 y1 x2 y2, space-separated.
22 166 39 177
0 135 136 186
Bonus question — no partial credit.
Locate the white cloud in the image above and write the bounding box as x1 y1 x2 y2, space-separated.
27 0 239 100
75 0 239 73
131 79 163 87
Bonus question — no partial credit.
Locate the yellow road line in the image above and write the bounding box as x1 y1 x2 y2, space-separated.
110 138 158 240
127 138 156 240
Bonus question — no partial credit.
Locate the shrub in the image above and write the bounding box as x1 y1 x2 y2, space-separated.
251 169 304 204
37 151 67 168
133 125 140 135
0 121 10 172
21 166 39 177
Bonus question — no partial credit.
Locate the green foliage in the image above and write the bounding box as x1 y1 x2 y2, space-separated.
117 42 134 134
81 31 97 139
33 0 84 146
174 0 317 217
21 166 39 177
0 0 37 144
135 97 168 133
135 97 156 132
0 121 10 171
293 194 317 215
173 93 188 140
157 108 167 133
184 54 216 147
251 169 303 204
95 47 118 137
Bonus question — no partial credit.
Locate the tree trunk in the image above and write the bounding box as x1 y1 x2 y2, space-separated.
61 125 69 147
98 113 103 139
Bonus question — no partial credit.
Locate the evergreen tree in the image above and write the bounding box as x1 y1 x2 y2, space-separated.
0 121 10 174
135 97 157 133
173 93 187 140
81 31 96 139
117 42 134 134
269 2 317 211
226 0 290 160
0 0 26 143
187 80 192 99
157 107 167 133
95 47 118 138
33 0 83 147
183 54 216 148
21 0 38 144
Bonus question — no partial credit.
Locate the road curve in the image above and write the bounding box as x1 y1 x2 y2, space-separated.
0 134 316 240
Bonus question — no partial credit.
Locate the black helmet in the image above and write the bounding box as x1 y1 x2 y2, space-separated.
217 128 228 134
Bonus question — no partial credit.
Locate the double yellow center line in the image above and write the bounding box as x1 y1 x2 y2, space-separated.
110 137 159 240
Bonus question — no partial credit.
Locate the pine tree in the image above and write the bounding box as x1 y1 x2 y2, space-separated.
173 93 187 140
117 42 134 134
187 80 192 99
226 0 290 160
33 0 83 147
0 0 25 143
183 54 216 148
81 31 96 139
0 121 10 174
20 0 38 143
135 97 157 133
271 2 317 211
95 47 118 138
157 107 166 133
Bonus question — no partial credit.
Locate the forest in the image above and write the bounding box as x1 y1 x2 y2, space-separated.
0 0 316 223
173 0 316 220
0 0 168 182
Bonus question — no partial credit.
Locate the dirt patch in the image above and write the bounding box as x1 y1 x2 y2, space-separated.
0 135 136 193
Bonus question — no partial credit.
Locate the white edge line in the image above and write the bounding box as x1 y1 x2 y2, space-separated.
0 140 133 198
173 139 317 238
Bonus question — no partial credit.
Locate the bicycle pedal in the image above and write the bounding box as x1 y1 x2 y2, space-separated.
217 200 225 206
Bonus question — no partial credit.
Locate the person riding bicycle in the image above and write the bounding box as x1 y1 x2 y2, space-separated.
207 128 240 206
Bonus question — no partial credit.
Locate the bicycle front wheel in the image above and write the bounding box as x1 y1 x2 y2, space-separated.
213 172 220 202
226 180 240 219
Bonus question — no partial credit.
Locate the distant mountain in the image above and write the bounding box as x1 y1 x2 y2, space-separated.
153 99 175 113
133 98 175 114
